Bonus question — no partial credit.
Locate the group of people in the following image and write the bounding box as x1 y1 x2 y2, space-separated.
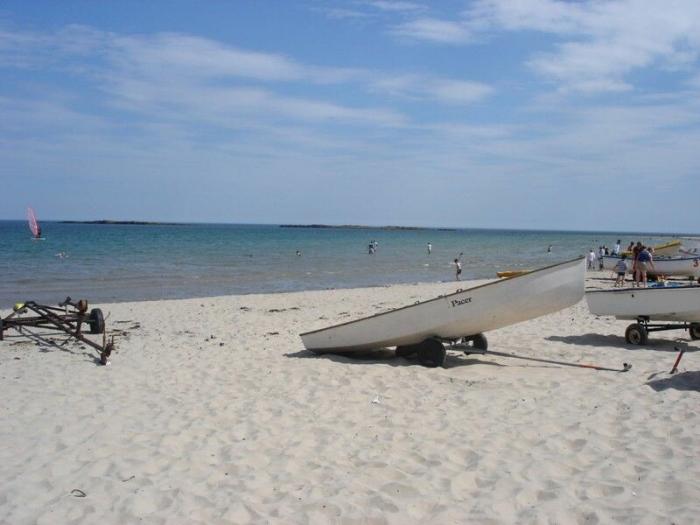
368 240 379 254
587 239 656 287
587 240 622 270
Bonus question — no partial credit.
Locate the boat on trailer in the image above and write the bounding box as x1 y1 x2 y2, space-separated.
300 257 586 367
586 285 700 345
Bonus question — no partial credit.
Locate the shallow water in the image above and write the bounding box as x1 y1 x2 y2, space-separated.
0 221 686 304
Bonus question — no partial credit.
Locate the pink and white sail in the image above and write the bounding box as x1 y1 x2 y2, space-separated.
27 207 41 238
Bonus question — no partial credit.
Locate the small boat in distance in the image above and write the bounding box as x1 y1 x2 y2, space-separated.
26 207 43 240
300 257 586 366
621 240 682 257
496 270 530 278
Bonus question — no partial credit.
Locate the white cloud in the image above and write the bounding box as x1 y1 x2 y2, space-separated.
468 0 700 93
371 74 492 104
365 1 426 12
427 79 493 104
316 7 370 20
391 18 472 44
111 34 306 82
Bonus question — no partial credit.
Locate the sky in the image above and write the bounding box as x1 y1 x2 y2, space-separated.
1 0 699 232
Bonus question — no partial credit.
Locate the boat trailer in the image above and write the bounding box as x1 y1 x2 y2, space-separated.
395 334 489 367
0 297 114 365
624 317 700 346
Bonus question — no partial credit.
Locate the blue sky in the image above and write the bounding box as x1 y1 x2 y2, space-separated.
1 1 699 232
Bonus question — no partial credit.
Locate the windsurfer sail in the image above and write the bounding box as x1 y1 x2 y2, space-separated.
27 207 42 239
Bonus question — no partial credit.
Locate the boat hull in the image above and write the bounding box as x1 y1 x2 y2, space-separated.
496 270 530 278
586 286 700 322
602 255 700 277
300 258 586 353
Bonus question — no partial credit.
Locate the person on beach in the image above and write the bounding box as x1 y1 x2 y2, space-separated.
587 249 597 270
368 242 375 255
614 240 621 255
631 242 642 284
613 255 628 287
547 245 552 253
427 242 432 255
635 246 655 287
627 241 635 253
598 246 605 270
296 250 302 256
454 258 462 280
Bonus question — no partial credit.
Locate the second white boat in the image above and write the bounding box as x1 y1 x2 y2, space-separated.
602 254 700 278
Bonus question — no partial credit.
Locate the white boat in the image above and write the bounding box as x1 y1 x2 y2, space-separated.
587 285 700 322
300 257 586 366
586 285 700 344
602 254 700 278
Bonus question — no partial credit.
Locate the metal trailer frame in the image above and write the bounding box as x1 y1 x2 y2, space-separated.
623 316 700 346
0 297 114 365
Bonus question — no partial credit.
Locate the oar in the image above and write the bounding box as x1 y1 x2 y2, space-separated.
486 350 631 373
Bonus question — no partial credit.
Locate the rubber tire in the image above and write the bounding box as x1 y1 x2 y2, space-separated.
690 323 700 340
625 323 648 345
89 308 105 334
471 333 488 351
417 339 446 368
395 345 417 358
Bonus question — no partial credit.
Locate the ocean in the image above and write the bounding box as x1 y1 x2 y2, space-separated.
0 221 687 305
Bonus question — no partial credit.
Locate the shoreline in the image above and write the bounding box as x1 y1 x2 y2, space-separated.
0 269 681 309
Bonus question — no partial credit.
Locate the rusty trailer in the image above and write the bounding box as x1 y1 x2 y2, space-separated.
0 297 114 365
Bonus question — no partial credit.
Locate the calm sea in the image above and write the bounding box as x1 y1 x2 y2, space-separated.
0 221 688 304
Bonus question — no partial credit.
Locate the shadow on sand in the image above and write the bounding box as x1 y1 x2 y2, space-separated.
646 371 700 392
547 333 688 352
284 349 502 369
3 329 99 364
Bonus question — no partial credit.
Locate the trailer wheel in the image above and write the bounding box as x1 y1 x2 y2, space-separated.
471 333 488 351
690 323 700 340
395 345 417 358
625 323 648 345
89 308 105 334
418 338 446 368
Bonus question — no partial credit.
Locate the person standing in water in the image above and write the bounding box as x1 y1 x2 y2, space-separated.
427 242 432 255
454 258 462 281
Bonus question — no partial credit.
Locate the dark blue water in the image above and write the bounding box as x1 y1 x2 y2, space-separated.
0 221 687 304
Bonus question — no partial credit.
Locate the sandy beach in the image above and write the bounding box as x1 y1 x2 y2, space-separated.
1 275 699 524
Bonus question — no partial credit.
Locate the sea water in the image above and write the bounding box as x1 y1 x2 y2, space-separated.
0 221 686 304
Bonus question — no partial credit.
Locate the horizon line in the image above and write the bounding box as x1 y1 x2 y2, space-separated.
0 219 698 237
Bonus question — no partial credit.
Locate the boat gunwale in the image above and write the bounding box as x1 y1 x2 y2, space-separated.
300 256 585 337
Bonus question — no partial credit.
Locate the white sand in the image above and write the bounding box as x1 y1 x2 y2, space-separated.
1 276 699 524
